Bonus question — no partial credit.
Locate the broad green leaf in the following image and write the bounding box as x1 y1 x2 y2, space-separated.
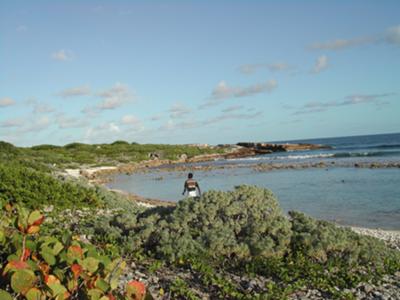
0 289 13 300
87 288 103 300
28 210 43 226
26 287 44 300
52 241 64 255
95 278 110 293
11 269 36 294
40 250 56 265
82 257 99 273
48 283 67 297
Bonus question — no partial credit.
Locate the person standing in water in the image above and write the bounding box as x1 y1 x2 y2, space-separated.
182 173 201 197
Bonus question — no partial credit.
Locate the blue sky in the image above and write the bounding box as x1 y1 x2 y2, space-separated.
1 1 399 146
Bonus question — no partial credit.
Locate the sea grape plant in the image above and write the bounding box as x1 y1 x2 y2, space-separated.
0 200 148 300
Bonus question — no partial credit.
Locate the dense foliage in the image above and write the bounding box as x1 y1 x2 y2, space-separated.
0 163 101 209
0 201 148 300
137 186 292 261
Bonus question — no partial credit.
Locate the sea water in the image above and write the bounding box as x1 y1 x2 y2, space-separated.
107 133 400 230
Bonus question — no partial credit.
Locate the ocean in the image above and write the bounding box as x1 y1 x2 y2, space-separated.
107 133 400 230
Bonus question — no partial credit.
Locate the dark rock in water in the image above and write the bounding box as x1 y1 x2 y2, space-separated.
237 142 331 153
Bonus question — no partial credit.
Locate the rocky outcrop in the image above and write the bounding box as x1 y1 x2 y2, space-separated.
237 142 331 153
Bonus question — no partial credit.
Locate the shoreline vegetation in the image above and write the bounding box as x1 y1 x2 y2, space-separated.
1 140 400 299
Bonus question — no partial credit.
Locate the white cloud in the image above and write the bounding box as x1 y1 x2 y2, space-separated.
0 118 24 128
121 115 141 126
159 120 201 131
150 114 163 121
292 93 394 115
310 37 373 50
0 97 16 107
81 106 99 117
84 122 123 143
213 80 277 99
58 86 91 98
221 105 244 113
238 63 292 74
56 114 88 129
51 49 73 61
386 25 400 45
109 123 120 133
24 99 55 114
97 83 134 110
312 55 329 74
204 111 263 125
21 116 51 133
169 103 191 119
310 24 400 50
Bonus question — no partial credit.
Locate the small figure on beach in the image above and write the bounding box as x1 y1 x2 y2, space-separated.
182 173 201 198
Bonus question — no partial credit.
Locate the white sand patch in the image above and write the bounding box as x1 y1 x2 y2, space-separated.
83 166 117 176
136 202 156 208
65 169 81 178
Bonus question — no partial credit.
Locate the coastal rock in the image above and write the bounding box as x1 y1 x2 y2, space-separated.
237 142 331 153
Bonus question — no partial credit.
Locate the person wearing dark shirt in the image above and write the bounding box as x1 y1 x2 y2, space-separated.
182 173 201 197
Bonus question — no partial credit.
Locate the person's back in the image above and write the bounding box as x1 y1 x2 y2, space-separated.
182 173 201 197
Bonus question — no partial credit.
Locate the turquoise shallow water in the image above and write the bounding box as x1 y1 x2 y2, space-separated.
107 167 400 230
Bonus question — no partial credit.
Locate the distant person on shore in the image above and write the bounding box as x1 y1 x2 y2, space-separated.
182 173 201 198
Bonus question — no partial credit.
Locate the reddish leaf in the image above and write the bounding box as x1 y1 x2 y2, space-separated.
32 215 45 226
107 294 116 300
126 280 146 300
18 223 26 233
71 264 82 279
67 245 83 260
3 260 29 275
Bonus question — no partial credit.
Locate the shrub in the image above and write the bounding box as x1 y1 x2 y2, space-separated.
0 163 102 208
0 201 149 300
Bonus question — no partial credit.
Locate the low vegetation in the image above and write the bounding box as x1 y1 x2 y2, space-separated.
43 186 400 299
0 140 223 171
0 140 399 299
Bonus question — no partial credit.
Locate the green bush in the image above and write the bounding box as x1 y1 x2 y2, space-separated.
289 211 398 267
0 163 101 209
151 185 292 260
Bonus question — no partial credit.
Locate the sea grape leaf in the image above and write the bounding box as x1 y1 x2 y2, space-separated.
48 283 67 297
82 257 99 273
126 281 146 300
0 290 13 300
11 269 36 294
27 210 44 226
40 249 56 265
87 288 103 300
52 241 64 255
95 278 110 293
26 287 44 300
